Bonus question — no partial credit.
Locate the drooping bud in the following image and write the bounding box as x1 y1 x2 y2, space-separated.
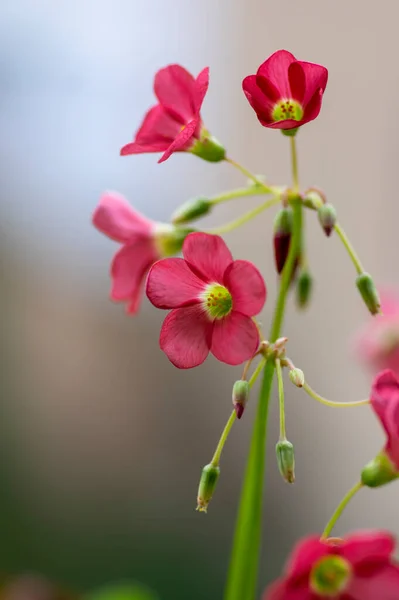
361 451 399 488
196 463 220 513
289 368 305 388
171 197 211 225
356 273 381 315
318 203 337 236
273 208 293 274
303 190 324 210
232 380 250 419
276 440 295 483
191 133 226 163
296 270 313 309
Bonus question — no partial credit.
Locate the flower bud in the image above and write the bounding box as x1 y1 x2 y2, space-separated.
232 380 250 419
289 368 305 388
276 440 295 484
191 134 226 163
296 270 313 309
356 273 381 315
303 190 323 210
155 225 195 256
317 203 337 237
273 208 293 274
171 197 211 225
361 451 398 488
196 463 220 513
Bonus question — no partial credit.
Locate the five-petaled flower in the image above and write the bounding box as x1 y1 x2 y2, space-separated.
264 531 399 599
146 232 266 368
243 49 328 131
120 64 225 163
355 290 399 377
93 191 189 314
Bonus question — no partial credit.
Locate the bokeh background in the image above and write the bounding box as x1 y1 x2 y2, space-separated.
1 1 399 598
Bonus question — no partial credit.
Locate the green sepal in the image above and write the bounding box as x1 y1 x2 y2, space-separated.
361 451 399 488
171 197 211 225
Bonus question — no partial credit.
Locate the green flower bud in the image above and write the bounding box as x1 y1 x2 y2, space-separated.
191 134 226 163
356 272 381 315
171 197 211 225
196 463 220 513
232 380 250 419
361 451 399 488
303 190 323 210
296 270 313 309
317 203 337 236
276 440 295 484
289 368 305 388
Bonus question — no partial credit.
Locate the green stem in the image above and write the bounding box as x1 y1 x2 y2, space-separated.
334 223 364 275
209 187 269 206
276 359 286 440
210 358 267 468
224 201 303 600
290 136 299 192
206 196 281 235
225 157 272 193
322 482 363 539
302 382 370 408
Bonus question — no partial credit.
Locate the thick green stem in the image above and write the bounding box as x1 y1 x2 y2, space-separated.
322 482 363 539
224 201 303 600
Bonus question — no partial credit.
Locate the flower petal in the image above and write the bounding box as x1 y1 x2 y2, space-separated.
120 105 181 156
257 49 297 98
288 62 306 103
159 306 212 368
349 564 399 600
110 241 158 314
182 232 233 283
298 61 328 105
194 66 210 112
263 579 312 600
340 531 395 566
242 75 274 123
146 257 205 309
370 370 399 436
301 88 324 124
224 260 266 316
158 118 198 163
211 312 259 365
285 536 327 579
154 64 199 123
93 191 153 243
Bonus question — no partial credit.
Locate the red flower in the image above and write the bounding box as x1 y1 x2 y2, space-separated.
93 192 188 314
264 531 399 599
120 64 225 163
146 232 266 368
370 369 399 470
243 49 328 130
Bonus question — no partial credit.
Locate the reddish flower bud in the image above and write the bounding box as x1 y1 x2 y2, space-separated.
273 208 293 274
318 203 337 236
232 380 250 419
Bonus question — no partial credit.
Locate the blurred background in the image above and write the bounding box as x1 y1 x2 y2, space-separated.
1 0 399 598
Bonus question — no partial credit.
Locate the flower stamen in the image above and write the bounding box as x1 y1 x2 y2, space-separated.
202 284 232 319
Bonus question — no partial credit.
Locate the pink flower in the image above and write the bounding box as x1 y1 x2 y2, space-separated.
120 64 225 163
243 49 328 130
370 369 399 470
264 531 399 599
93 191 188 314
355 290 399 376
146 232 266 368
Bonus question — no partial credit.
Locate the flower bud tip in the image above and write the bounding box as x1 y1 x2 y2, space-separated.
276 440 295 484
356 273 381 315
196 463 220 513
289 368 305 387
232 380 250 419
317 203 337 237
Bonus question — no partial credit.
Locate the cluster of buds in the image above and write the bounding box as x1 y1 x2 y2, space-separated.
93 47 398 599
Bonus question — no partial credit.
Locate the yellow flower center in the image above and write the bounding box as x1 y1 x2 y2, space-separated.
202 284 232 319
272 99 303 122
310 555 352 597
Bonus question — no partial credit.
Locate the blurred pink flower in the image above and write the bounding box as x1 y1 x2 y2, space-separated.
146 232 266 368
355 289 399 375
371 369 399 470
264 531 399 599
